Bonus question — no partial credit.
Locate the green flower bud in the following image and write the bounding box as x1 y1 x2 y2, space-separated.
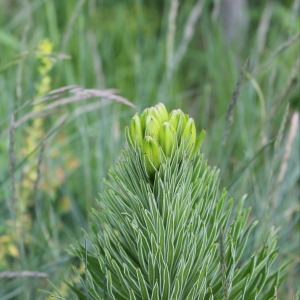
182 112 189 130
155 103 169 123
127 105 205 175
148 107 163 125
169 109 180 130
191 128 206 159
145 114 160 140
142 136 161 177
140 108 150 133
169 109 188 138
159 122 176 157
182 118 196 152
129 113 143 148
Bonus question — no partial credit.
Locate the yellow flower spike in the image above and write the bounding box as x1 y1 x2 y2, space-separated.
37 39 53 53
36 39 54 76
142 136 161 178
129 113 143 148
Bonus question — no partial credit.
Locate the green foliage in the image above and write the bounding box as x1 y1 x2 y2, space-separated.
69 107 282 299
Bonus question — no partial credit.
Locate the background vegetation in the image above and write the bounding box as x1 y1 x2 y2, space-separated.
0 0 299 299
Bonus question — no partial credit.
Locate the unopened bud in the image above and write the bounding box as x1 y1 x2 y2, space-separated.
155 103 169 123
159 122 176 157
142 136 161 177
169 109 188 137
182 112 189 130
182 118 196 152
127 105 205 174
148 107 161 124
145 114 160 140
129 113 143 148
140 108 149 133
191 129 206 159
169 110 180 130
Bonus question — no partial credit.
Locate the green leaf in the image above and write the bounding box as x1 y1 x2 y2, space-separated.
129 289 136 300
151 281 160 300
137 268 150 300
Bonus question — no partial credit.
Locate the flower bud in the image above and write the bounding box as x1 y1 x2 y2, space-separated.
169 109 180 130
159 122 176 157
127 105 205 176
191 129 206 159
182 111 189 126
129 113 143 148
182 118 196 152
155 103 169 123
148 107 162 124
140 108 150 133
145 114 160 140
142 136 161 177
169 109 188 137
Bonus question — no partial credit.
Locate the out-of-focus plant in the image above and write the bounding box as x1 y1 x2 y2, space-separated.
0 39 55 269
0 39 80 298
66 103 284 300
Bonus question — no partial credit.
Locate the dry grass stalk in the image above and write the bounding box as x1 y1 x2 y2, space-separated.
271 55 300 116
275 111 299 202
253 32 300 75
4 86 134 131
166 0 179 77
39 100 111 150
245 71 266 130
61 0 86 52
42 115 69 147
32 139 46 203
87 30 105 88
174 0 206 67
16 0 32 105
256 2 273 56
13 109 59 129
211 0 221 22
290 0 300 36
47 84 79 95
35 86 130 106
0 271 48 280
9 114 16 217
1 86 133 187
222 58 249 146
0 50 71 74
42 87 135 109
269 103 290 207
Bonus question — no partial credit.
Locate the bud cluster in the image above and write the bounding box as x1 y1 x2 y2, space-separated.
126 103 205 178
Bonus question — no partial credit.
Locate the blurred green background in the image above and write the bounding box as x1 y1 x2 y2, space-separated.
0 0 299 299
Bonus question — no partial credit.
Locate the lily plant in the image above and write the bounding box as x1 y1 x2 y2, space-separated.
68 103 283 300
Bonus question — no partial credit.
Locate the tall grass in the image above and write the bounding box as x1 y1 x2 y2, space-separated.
0 0 299 299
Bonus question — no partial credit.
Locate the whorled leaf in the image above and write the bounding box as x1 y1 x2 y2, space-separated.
67 104 284 300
